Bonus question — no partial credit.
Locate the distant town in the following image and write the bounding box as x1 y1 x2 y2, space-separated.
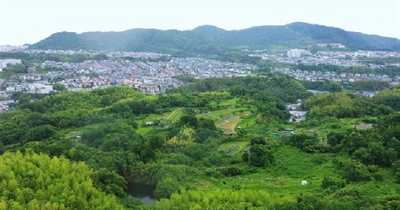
271 68 399 85
249 46 400 68
0 45 400 105
0 46 256 99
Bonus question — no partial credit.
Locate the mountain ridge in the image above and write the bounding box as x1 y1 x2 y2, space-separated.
29 22 400 55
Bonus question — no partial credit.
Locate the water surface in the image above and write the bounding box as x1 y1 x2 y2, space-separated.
127 182 157 205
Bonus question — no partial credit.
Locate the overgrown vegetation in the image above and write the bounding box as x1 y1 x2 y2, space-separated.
1 76 400 209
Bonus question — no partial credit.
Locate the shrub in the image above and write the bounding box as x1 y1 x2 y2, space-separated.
321 176 346 191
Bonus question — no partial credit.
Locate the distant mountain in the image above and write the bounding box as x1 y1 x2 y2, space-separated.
30 22 400 55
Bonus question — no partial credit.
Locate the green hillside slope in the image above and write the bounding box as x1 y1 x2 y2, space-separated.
2 77 400 209
29 22 400 55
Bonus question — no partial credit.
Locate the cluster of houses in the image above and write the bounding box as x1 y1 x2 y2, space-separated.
2 47 171 60
4 82 53 94
252 50 400 68
318 50 400 60
1 46 398 100
0 45 27 52
316 43 346 48
1 57 256 95
43 58 256 94
0 100 15 112
271 68 399 85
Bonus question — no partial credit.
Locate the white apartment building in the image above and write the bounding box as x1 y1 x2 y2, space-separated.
287 49 311 58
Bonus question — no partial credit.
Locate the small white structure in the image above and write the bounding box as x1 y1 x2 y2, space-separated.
302 180 308 185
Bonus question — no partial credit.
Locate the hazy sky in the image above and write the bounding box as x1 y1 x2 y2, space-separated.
1 0 399 45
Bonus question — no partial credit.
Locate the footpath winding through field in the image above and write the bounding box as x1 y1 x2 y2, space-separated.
166 107 185 121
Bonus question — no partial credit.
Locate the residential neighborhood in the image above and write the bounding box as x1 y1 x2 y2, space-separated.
1 46 399 101
0 55 257 96
271 68 400 85
251 49 400 68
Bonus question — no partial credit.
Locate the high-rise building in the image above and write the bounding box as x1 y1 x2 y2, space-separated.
287 49 311 58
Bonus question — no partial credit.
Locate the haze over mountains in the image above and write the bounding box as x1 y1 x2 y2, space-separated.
29 22 400 55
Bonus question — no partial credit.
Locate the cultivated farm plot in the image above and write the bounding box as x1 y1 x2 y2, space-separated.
216 97 239 106
140 107 185 124
201 108 251 134
135 107 186 135
219 141 249 156
217 114 242 134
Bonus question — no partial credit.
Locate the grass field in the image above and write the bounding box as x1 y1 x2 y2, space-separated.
204 145 398 200
201 144 399 203
64 123 102 140
219 98 239 107
237 113 257 129
140 107 185 123
167 107 185 122
203 146 336 197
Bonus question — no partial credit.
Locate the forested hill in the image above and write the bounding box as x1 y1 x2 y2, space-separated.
29 22 400 55
3 80 400 208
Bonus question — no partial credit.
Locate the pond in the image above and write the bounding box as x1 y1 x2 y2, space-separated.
127 182 157 205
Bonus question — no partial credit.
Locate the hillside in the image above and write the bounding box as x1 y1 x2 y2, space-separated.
29 22 400 55
2 77 400 209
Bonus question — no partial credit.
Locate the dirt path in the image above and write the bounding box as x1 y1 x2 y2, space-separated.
167 107 185 121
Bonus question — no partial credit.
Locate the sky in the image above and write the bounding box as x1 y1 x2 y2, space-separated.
1 0 399 45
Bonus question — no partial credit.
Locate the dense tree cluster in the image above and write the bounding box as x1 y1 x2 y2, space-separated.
155 188 296 209
348 80 390 91
370 84 400 111
152 188 363 210
0 85 251 203
0 150 123 209
302 92 392 119
168 75 307 103
300 80 343 92
329 113 400 168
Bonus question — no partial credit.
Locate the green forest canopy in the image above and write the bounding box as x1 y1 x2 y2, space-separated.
0 77 399 209
0 150 123 210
